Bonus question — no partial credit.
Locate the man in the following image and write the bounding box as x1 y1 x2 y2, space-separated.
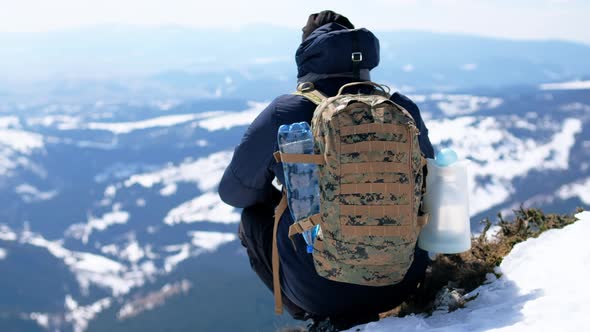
219 10 434 331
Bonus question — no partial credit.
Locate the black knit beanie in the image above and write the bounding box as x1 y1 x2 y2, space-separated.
302 10 355 41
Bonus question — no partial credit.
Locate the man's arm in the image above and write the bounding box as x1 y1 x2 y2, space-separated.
391 92 435 158
218 101 279 208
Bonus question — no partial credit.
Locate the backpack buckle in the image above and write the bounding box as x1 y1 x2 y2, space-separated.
297 82 315 92
351 52 363 62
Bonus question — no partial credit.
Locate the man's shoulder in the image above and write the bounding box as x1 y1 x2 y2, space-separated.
267 93 317 123
270 91 418 111
271 93 317 109
390 91 420 112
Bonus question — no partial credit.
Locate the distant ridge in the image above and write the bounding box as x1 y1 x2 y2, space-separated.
1 25 590 103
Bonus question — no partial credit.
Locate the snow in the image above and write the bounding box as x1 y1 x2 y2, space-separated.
119 241 145 264
189 231 237 251
124 150 232 193
197 101 267 131
104 185 117 198
0 224 17 241
53 103 265 135
95 164 159 184
66 204 130 244
0 117 44 176
71 257 147 296
0 128 44 153
26 115 82 130
353 211 590 332
65 297 112 332
86 113 205 134
151 100 179 111
540 80 590 90
560 102 590 112
120 149 239 227
0 116 20 128
23 229 154 297
65 295 78 311
163 244 191 272
15 184 58 203
508 115 537 130
31 296 114 332
31 109 240 135
73 253 125 274
160 232 236 271
164 192 240 225
0 248 6 260
100 244 118 256
139 260 157 275
432 94 503 116
29 313 49 329
0 154 18 175
159 183 177 196
557 177 590 205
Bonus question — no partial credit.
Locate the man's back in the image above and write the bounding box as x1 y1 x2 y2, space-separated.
219 17 434 328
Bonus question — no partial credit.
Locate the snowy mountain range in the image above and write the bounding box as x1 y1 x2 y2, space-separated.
0 26 589 332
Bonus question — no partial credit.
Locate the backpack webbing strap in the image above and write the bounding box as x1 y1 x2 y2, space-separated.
417 157 429 229
288 213 322 240
337 81 390 97
293 82 327 106
273 152 325 164
273 151 281 163
417 214 430 228
272 191 288 314
421 156 428 168
351 30 362 81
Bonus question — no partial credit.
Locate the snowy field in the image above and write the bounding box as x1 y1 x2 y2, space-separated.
351 211 590 332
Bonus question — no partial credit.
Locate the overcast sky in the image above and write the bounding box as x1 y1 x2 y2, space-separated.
1 0 589 44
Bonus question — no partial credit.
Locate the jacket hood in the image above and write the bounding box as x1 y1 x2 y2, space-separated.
295 23 380 79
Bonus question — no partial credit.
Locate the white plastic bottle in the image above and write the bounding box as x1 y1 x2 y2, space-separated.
418 149 471 254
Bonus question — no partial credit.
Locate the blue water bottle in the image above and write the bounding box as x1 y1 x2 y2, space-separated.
277 122 320 253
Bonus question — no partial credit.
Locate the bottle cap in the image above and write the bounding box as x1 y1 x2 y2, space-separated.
435 148 458 167
278 124 289 133
291 123 304 131
306 245 314 254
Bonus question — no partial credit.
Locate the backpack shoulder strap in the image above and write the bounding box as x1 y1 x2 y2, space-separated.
272 191 288 314
292 82 327 105
336 81 391 98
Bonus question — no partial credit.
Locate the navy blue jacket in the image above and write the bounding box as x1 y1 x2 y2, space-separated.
219 23 434 317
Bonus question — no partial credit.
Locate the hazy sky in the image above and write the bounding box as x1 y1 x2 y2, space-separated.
1 0 589 44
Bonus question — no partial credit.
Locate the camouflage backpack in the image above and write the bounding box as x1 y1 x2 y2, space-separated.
271 81 429 314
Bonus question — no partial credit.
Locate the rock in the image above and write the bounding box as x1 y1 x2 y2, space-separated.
434 286 466 312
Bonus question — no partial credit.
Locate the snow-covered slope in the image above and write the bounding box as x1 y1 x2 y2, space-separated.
351 211 590 332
